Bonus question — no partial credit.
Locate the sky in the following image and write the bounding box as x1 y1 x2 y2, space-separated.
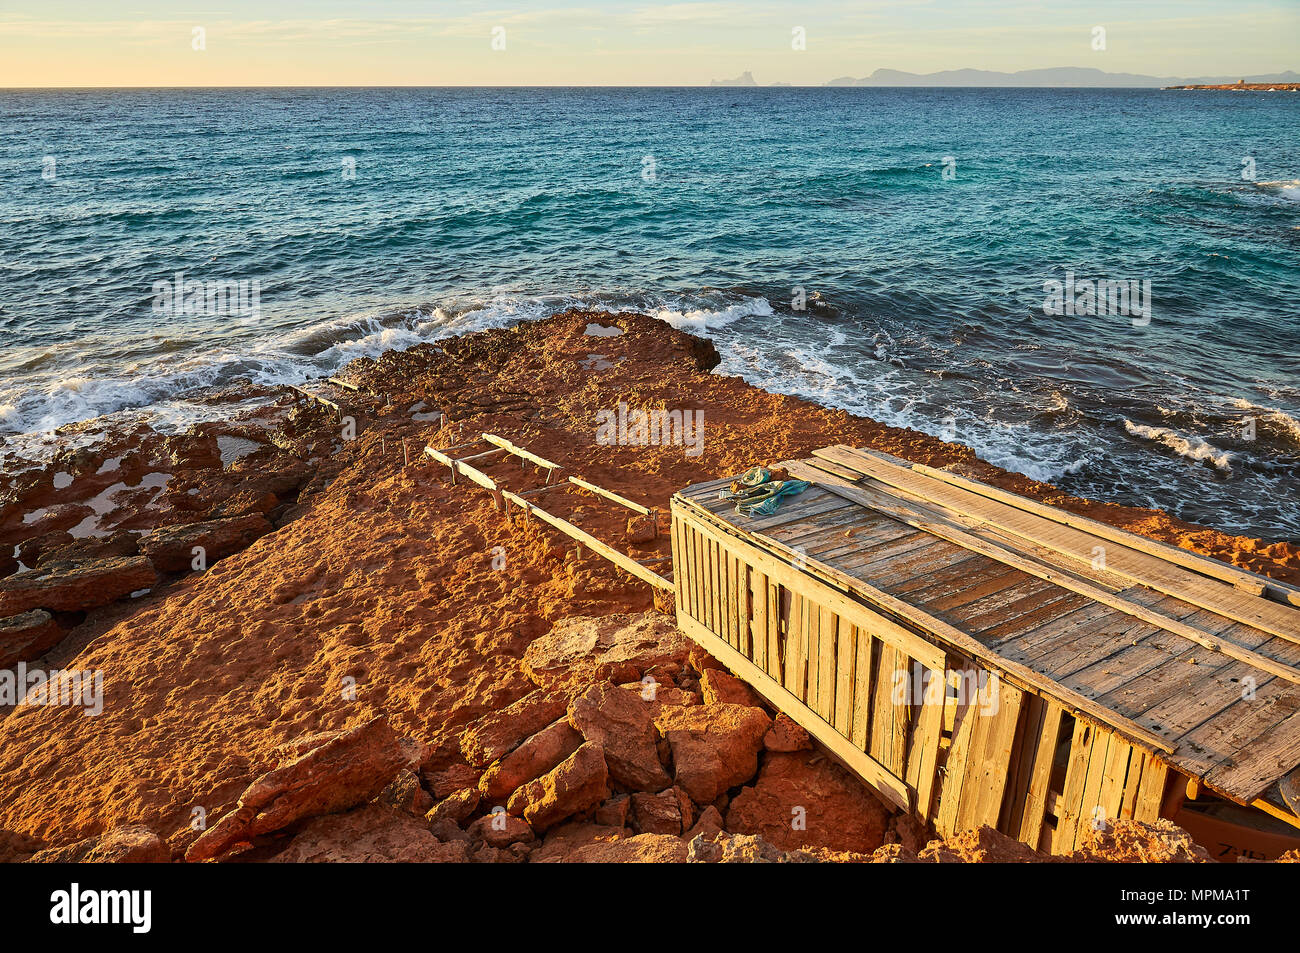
0 0 1295 87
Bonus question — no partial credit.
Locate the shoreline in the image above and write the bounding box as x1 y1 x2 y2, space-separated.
1 309 1297 861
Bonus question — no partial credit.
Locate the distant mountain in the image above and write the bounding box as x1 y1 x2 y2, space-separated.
710 71 758 87
823 67 1300 88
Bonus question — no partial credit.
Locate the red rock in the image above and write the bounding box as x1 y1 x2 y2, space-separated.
426 787 479 826
0 555 158 615
466 811 535 848
522 613 692 688
36 530 139 568
699 668 762 707
271 804 469 863
624 514 657 544
478 717 583 803
654 703 771 804
1070 819 1211 863
724 750 890 855
378 769 434 816
27 825 170 863
185 716 406 862
140 515 271 573
631 790 683 834
460 689 568 767
567 682 671 792
593 795 630 828
507 742 609 832
685 805 724 841
0 609 64 668
532 825 689 863
421 762 481 799
763 712 812 752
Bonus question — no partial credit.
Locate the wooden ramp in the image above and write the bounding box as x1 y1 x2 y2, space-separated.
671 446 1300 856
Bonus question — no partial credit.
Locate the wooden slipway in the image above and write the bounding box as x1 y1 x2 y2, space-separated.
671 446 1300 856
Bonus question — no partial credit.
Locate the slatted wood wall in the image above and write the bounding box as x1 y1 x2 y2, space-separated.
671 503 1172 852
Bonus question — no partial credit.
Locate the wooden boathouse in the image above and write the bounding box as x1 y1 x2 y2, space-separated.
670 446 1300 859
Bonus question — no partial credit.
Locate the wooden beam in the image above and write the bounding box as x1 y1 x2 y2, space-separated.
676 611 911 812
482 433 561 472
504 489 672 591
786 457 1300 687
913 461 1300 606
568 476 652 515
423 445 500 493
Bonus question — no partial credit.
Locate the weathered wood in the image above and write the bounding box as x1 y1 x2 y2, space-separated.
785 458 1300 686
568 475 651 515
913 461 1300 607
676 611 911 811
482 433 561 473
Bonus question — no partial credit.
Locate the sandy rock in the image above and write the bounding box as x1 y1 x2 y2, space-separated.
685 805 724 841
427 787 480 826
593 795 630 828
869 843 918 863
917 826 1046 863
270 804 469 863
1071 818 1211 863
624 514 657 544
619 680 700 708
522 613 691 688
0 609 64 668
725 751 890 854
466 811 535 848
763 712 812 752
655 703 771 804
378 769 434 816
460 689 568 767
528 821 627 863
687 831 821 863
508 742 609 831
534 827 689 863
421 762 481 799
478 717 583 803
631 790 684 835
0 555 158 615
568 682 671 792
28 825 170 863
0 829 43 863
140 514 272 573
185 716 406 862
699 668 761 708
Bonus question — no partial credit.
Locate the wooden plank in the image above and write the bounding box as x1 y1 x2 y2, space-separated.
671 514 687 614
677 494 1174 754
869 642 897 771
936 674 980 837
818 606 838 724
676 611 911 811
423 445 500 493
832 448 1300 642
1134 757 1169 823
768 583 783 683
502 488 672 590
851 630 875 750
960 680 1025 830
1096 737 1135 830
750 569 768 669
1019 703 1065 848
785 592 806 700
1054 717 1096 852
834 620 856 738
908 667 945 822
1075 727 1114 850
784 458 1300 685
568 475 651 515
482 433 561 473
913 461 1300 606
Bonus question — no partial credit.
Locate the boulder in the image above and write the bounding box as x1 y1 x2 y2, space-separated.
916 826 1047 863
507 742 609 831
763 712 812 752
0 609 64 668
699 668 762 707
478 717 583 803
421 762 481 799
140 515 271 573
567 682 671 792
631 790 684 835
270 804 469 863
36 530 139 568
531 825 689 863
725 750 890 855
27 825 169 864
593 795 630 829
460 689 568 767
1070 818 1211 863
0 555 158 615
185 716 406 862
378 769 434 816
466 812 535 849
522 613 691 688
654 703 771 804
426 787 479 826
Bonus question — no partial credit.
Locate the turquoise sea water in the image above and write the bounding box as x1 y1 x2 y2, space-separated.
1 88 1297 537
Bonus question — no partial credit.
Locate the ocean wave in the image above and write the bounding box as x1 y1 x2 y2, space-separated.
1228 398 1300 448
1123 419 1235 471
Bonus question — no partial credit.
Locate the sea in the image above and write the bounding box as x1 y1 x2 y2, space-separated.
1 87 1297 538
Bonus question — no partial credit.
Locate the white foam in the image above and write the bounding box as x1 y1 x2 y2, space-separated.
584 323 623 337
1123 419 1235 471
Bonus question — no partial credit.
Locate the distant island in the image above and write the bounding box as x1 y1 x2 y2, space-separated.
710 67 1300 88
1165 80 1300 91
